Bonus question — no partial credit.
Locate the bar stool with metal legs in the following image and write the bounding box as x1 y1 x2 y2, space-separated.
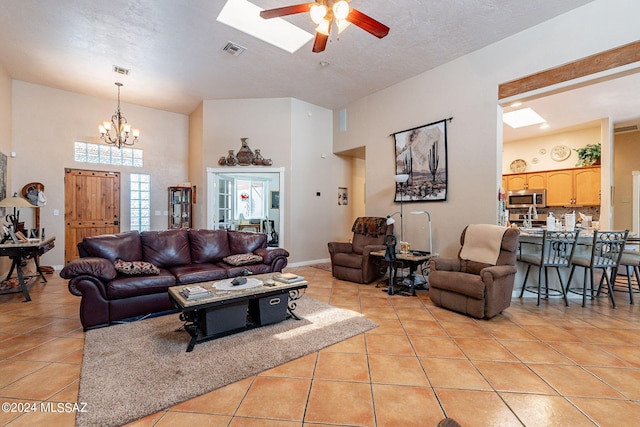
519 230 580 306
566 230 629 308
616 250 640 304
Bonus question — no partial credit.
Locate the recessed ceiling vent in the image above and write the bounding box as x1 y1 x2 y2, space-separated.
223 41 246 56
112 65 130 75
614 124 639 134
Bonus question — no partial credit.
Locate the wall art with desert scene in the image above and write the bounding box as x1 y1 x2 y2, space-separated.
392 118 449 202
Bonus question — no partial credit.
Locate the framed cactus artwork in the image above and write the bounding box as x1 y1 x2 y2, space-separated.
392 118 449 202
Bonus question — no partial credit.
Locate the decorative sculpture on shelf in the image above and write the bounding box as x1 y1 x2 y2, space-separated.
218 138 273 166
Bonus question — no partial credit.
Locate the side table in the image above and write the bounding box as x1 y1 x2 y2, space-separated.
0 237 55 302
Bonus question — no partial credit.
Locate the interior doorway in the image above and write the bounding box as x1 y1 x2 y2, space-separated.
207 167 285 247
64 168 121 263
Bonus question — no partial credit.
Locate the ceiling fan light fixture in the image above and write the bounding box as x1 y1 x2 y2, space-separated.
336 18 350 33
316 18 331 36
332 1 350 20
310 4 327 24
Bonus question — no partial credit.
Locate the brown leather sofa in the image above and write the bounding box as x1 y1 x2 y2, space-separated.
60 228 289 330
428 225 520 319
327 217 393 284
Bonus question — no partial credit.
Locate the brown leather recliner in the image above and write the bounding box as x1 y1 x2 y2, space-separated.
428 224 520 319
327 217 393 284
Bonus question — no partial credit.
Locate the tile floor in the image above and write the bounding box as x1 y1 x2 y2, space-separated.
0 265 639 426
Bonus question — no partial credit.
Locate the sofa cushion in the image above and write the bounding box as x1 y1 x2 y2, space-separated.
105 271 176 299
81 230 142 262
223 253 264 266
228 230 267 254
141 229 191 267
114 258 160 276
188 229 231 263
169 263 228 285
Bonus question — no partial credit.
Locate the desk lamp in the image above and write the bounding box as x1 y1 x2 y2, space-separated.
386 212 401 241
410 210 433 255
0 193 37 231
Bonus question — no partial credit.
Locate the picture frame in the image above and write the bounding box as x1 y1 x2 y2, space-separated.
270 191 280 209
338 187 348 206
392 118 449 202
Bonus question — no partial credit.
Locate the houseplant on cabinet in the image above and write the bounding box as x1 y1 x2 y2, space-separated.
574 143 601 167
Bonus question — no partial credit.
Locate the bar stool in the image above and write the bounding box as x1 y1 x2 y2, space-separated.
519 230 580 306
566 230 629 308
616 250 640 304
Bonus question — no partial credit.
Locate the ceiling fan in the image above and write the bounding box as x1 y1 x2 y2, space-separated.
260 0 390 53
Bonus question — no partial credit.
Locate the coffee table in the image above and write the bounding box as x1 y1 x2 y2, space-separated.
168 273 307 352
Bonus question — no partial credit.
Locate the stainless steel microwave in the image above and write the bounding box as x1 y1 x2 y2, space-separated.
507 189 547 208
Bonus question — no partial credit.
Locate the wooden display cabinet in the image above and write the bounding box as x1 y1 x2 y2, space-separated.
169 186 193 229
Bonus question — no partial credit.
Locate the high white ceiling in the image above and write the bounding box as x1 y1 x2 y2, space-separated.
0 0 596 116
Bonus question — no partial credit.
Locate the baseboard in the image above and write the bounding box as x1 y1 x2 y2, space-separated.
287 258 330 268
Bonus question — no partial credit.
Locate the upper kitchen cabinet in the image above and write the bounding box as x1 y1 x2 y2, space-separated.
505 172 546 191
546 166 600 206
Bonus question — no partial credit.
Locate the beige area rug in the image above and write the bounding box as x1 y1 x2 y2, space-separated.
77 297 377 426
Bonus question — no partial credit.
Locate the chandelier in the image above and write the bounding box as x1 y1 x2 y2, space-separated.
98 82 139 149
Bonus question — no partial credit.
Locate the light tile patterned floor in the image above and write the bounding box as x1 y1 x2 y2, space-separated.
1 266 639 426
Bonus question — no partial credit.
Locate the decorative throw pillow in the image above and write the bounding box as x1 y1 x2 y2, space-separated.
114 258 160 276
223 253 264 266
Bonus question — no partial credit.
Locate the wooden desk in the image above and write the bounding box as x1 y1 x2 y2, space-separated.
371 250 437 296
0 237 55 302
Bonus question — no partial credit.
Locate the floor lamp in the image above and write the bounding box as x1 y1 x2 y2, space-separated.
394 174 409 242
410 210 433 255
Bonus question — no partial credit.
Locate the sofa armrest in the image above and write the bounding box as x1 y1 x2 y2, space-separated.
429 257 461 272
60 257 118 281
254 247 289 265
327 242 353 256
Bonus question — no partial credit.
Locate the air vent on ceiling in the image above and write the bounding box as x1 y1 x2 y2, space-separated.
112 65 130 75
223 41 246 56
614 124 639 134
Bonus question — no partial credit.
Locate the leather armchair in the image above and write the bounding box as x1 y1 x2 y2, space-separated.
428 225 520 319
328 217 393 284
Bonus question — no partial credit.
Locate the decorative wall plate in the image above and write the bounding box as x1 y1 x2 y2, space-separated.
539 148 547 155
551 145 571 161
510 159 527 173
531 157 539 164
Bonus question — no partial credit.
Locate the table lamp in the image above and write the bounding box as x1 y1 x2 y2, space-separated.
0 193 37 231
410 210 433 255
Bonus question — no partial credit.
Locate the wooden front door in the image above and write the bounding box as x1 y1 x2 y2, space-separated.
64 168 121 263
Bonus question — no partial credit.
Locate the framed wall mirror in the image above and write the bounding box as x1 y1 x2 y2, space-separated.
207 167 285 247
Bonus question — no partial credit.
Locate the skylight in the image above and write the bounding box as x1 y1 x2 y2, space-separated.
217 0 314 54
503 107 546 128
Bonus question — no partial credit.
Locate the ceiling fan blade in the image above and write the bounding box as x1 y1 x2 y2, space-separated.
312 32 329 52
260 3 312 19
346 8 390 39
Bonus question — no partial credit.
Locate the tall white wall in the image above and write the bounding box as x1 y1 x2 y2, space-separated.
11 81 189 266
334 0 640 257
199 98 343 264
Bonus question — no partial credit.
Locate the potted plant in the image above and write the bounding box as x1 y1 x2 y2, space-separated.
574 143 601 167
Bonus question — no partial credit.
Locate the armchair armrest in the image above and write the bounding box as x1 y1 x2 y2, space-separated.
480 265 517 283
327 242 353 256
60 257 118 281
429 257 461 272
363 244 386 256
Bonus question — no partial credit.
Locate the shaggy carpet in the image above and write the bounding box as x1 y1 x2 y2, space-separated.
77 297 377 426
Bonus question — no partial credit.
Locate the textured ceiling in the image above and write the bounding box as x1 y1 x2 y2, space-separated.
0 0 595 115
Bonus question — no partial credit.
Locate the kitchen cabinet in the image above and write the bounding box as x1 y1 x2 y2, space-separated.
505 172 546 191
546 166 600 206
169 186 192 229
